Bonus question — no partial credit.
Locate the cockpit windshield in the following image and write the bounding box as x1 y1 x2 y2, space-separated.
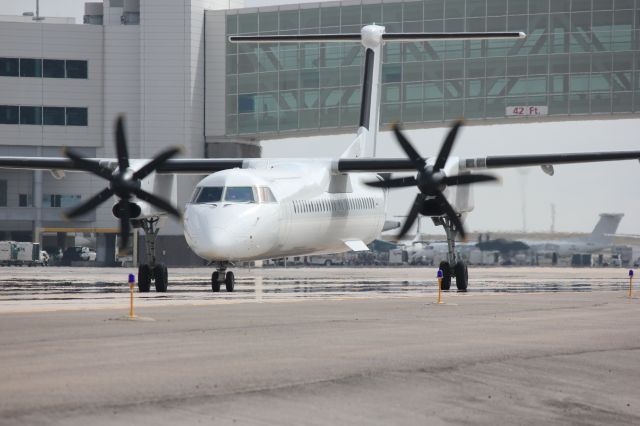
193 187 223 203
224 187 254 203
190 186 277 204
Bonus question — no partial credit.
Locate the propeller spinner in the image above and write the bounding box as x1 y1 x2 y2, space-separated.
366 120 497 241
63 115 182 250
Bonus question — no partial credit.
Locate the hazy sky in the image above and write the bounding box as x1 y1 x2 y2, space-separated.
0 0 85 23
1 1 639 235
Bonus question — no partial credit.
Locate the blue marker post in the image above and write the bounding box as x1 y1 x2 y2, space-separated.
628 270 634 299
437 269 444 304
128 273 136 319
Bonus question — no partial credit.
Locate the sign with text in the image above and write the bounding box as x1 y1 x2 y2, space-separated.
506 106 548 117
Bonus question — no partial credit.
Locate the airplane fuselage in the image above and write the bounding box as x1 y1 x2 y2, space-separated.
183 160 387 262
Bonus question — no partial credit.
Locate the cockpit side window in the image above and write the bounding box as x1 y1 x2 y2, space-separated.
257 186 277 203
195 187 224 203
189 187 201 203
224 186 255 203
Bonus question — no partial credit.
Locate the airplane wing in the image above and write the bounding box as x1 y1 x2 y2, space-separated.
336 151 640 172
1 150 639 174
0 157 244 174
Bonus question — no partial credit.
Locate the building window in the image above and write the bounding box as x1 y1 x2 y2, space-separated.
0 106 19 124
238 94 255 113
43 194 81 208
0 105 87 126
43 107 66 125
20 106 42 125
0 58 18 77
20 58 42 77
19 194 32 207
0 181 6 207
1 58 87 79
66 108 88 126
43 59 65 78
66 60 87 79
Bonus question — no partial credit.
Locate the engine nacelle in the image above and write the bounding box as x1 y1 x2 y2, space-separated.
112 202 143 219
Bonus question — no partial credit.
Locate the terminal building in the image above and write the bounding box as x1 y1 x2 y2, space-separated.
0 0 638 265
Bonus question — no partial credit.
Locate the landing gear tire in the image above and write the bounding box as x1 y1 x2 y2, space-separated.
138 264 151 292
454 261 468 292
225 271 235 292
154 264 168 292
438 261 452 290
211 271 220 292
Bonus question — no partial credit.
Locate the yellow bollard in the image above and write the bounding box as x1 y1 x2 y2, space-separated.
437 269 443 304
629 269 634 299
128 273 136 319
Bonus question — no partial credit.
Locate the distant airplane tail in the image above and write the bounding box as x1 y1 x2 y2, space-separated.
586 213 624 245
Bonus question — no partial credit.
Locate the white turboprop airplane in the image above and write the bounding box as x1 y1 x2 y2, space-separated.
1 25 640 293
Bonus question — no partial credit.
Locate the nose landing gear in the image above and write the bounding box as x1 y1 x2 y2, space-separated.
211 262 235 292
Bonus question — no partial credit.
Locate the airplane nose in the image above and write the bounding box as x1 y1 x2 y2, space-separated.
184 204 278 261
190 225 243 260
204 227 235 258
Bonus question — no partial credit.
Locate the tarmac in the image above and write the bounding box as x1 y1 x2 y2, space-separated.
0 267 639 425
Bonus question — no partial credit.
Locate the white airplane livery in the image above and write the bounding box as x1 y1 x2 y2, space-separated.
184 164 386 263
1 25 640 293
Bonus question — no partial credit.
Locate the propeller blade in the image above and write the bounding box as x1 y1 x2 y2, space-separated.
441 173 497 186
64 187 114 219
132 147 182 181
365 176 417 188
115 115 130 172
118 199 131 250
64 148 113 181
397 193 424 241
433 119 463 172
130 187 182 219
392 123 426 170
434 192 466 239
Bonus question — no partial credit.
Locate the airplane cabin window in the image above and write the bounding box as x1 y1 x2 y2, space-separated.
195 187 223 203
225 186 255 203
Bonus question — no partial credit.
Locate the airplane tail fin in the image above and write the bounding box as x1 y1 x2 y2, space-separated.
586 213 624 245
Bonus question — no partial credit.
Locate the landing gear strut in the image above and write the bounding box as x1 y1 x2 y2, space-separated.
211 262 235 292
135 217 168 293
433 216 468 292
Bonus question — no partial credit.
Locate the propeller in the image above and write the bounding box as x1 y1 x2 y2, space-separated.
366 120 498 241
63 115 182 250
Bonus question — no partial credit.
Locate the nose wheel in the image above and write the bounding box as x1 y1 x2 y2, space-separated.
211 264 235 292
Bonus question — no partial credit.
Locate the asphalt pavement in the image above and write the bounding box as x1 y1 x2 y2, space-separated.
0 267 639 425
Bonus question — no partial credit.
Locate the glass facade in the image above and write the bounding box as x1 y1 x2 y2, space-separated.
224 0 640 137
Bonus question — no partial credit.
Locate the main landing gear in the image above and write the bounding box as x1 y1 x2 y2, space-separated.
211 262 235 292
433 216 468 292
135 218 169 293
